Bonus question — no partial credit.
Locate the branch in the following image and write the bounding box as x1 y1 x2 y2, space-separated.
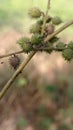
0 20 73 100
0 0 50 100
0 1 73 99
0 50 24 59
0 20 72 60
0 52 35 99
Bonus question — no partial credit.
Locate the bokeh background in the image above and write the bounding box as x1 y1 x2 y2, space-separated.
0 0 73 130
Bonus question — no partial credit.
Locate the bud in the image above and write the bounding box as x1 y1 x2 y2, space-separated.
17 37 31 53
52 16 62 25
28 7 41 18
30 23 41 34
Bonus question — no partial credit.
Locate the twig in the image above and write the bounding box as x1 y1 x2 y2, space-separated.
0 52 35 99
0 50 24 59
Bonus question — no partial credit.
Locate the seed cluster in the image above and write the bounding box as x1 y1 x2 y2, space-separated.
16 7 73 61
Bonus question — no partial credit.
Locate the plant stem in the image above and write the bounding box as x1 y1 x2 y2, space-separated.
41 0 50 34
0 52 35 99
0 50 24 59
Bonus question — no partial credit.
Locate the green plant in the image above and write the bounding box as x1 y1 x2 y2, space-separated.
0 0 73 101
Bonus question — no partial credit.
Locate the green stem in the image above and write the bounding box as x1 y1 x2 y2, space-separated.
41 0 50 34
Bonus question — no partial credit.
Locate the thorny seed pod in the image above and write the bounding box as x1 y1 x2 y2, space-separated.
17 37 30 46
30 23 41 34
52 16 62 25
17 37 31 53
46 24 55 34
9 54 20 70
31 34 43 45
28 7 41 18
62 48 73 61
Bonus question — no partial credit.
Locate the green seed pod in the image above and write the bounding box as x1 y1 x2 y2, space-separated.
46 24 55 34
30 23 41 34
31 34 43 45
67 41 73 50
52 16 62 25
62 48 73 61
17 37 30 45
28 7 41 18
56 42 66 50
17 37 31 53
